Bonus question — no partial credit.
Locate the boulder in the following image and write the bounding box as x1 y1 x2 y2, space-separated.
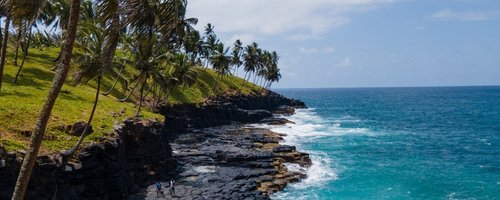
272 145 296 153
65 121 93 136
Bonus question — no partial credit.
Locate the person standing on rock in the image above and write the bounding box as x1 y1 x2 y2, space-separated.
156 180 162 197
169 179 175 195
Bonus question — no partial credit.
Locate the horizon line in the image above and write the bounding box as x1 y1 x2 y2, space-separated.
273 84 500 90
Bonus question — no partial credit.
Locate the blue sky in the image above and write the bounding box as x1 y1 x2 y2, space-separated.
187 0 500 88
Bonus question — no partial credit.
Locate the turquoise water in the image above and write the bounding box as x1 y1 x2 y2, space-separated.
270 86 500 200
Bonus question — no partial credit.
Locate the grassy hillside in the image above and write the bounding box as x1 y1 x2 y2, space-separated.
0 47 262 153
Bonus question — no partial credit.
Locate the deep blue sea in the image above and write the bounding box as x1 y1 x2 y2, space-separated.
268 86 500 200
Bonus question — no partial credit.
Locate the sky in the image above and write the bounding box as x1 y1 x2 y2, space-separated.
187 0 500 88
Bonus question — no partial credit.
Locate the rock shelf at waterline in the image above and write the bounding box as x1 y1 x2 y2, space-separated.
129 123 312 199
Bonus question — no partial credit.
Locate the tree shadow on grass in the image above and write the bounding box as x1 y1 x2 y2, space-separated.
27 52 56 67
58 91 85 101
0 89 34 98
2 73 45 90
13 65 55 83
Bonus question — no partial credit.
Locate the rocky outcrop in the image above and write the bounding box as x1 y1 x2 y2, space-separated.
129 123 311 200
161 92 306 133
0 120 175 200
0 92 308 199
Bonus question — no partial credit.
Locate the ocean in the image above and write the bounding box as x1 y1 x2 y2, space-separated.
268 86 500 200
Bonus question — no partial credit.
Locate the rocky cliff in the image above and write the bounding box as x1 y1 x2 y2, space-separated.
0 92 307 199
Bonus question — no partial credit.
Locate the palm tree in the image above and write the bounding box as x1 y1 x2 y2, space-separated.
183 29 202 63
61 18 126 159
157 0 197 50
96 0 121 95
158 53 197 104
11 0 80 198
201 23 217 67
209 42 231 95
12 0 48 83
122 35 173 117
265 65 281 89
0 0 13 93
231 39 243 75
257 50 273 87
172 53 197 89
242 42 259 83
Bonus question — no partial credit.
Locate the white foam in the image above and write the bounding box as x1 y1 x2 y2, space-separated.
257 108 375 199
297 153 338 187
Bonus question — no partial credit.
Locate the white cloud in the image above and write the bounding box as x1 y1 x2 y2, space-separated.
427 9 499 21
300 47 318 54
226 34 255 46
323 47 335 53
188 0 394 39
285 33 321 41
300 47 335 54
335 57 352 67
414 25 425 30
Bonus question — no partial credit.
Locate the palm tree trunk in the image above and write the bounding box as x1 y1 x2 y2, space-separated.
244 71 250 81
239 71 250 91
0 14 12 93
101 6 120 94
210 74 222 97
61 76 101 158
143 82 155 98
102 66 124 95
162 85 176 102
14 25 33 83
0 19 3 49
134 79 147 118
258 76 263 87
11 0 80 199
119 81 140 102
13 28 23 66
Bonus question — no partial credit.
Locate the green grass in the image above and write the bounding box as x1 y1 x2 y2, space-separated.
0 47 262 153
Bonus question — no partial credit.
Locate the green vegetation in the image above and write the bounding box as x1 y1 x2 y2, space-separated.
0 0 283 197
0 47 261 153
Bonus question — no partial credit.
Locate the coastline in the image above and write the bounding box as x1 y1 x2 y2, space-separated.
129 94 312 199
0 92 311 199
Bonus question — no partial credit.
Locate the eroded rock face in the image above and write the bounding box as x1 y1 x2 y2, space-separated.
161 92 307 133
129 123 311 200
0 92 309 199
0 120 175 200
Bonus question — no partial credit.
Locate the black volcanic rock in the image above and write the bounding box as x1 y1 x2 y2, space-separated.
0 92 309 199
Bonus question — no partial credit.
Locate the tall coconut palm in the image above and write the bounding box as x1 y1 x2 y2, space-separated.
231 39 243 75
11 0 80 198
209 42 230 95
257 50 272 87
242 42 259 84
0 0 13 93
12 0 48 83
96 0 122 95
159 53 197 104
200 23 217 67
265 65 281 89
157 0 197 50
172 53 197 89
61 18 126 158
183 29 202 63
122 35 173 117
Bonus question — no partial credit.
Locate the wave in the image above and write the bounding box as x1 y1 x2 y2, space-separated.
253 108 376 199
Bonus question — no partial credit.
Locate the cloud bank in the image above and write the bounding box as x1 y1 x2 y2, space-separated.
187 0 394 39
